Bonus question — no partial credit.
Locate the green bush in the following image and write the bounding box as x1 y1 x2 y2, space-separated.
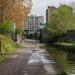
0 20 13 35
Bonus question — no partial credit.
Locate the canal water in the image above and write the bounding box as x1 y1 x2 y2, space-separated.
46 45 75 75
67 52 75 75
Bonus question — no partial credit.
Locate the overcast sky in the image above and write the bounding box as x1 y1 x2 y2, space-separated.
30 0 74 22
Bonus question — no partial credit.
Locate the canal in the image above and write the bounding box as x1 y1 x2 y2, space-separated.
45 45 75 75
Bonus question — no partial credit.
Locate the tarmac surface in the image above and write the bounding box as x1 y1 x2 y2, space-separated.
0 41 64 75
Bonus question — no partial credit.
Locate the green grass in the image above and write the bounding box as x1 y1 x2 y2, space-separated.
0 44 16 64
0 35 22 64
0 55 6 64
55 42 74 46
12 43 23 48
0 43 22 64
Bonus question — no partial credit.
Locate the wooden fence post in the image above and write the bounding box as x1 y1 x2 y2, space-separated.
0 39 1 54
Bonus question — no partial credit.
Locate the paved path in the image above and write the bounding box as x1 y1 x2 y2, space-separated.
0 42 64 75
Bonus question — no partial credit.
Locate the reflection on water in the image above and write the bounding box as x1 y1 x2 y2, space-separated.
46 45 75 75
67 52 75 74
67 52 75 63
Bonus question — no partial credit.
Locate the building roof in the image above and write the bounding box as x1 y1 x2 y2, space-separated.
48 6 56 9
28 15 44 18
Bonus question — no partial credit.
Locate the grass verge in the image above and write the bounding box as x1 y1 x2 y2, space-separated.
0 35 22 64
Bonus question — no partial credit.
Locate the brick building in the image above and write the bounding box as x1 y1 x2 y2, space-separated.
46 6 56 24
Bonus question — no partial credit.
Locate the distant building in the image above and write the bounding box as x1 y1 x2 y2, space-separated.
24 15 44 35
46 6 56 24
70 1 75 13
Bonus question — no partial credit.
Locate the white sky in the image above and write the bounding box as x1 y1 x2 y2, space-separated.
30 0 74 22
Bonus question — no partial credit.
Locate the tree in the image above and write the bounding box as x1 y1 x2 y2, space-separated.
0 20 13 35
57 5 75 31
46 5 75 34
46 5 75 43
0 0 32 28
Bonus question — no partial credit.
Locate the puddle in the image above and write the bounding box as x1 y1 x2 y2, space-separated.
27 49 56 64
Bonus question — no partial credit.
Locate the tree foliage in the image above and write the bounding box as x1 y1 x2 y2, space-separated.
0 0 32 28
45 5 75 43
0 20 13 35
46 5 75 34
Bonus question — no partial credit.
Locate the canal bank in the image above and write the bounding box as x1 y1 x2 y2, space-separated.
45 44 75 75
